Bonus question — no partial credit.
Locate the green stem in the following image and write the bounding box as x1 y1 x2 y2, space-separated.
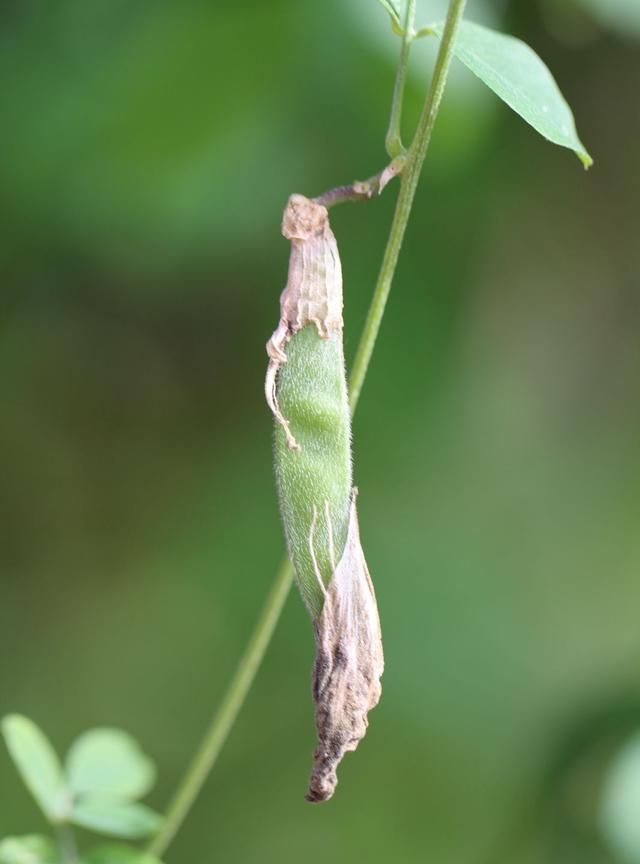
145 556 293 859
147 1 467 857
385 0 415 157
349 0 467 410
55 823 79 864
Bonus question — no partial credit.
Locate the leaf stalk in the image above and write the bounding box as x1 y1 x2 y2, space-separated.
385 0 416 157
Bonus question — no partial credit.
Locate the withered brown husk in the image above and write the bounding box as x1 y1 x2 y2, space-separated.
306 491 384 803
265 194 343 451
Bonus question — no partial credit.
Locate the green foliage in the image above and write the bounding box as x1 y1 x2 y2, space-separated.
0 0 613 861
433 20 592 167
71 803 161 840
600 732 640 864
274 326 352 618
66 729 155 802
82 847 162 864
0 838 163 864
0 836 58 864
2 717 162 861
1 717 67 823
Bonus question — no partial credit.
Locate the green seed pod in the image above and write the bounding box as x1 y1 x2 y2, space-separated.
266 195 351 616
274 324 352 616
265 194 383 802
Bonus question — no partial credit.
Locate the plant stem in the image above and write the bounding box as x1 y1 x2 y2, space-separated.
147 1 467 856
146 556 293 858
313 155 405 209
385 0 416 157
55 823 79 864
349 0 467 410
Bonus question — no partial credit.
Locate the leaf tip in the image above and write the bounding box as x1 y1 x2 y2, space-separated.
1 713 23 733
1 714 31 747
578 149 594 170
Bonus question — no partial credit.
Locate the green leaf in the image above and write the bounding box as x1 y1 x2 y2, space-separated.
65 729 155 801
600 732 640 864
82 846 163 864
1 715 68 821
434 20 593 168
0 835 59 864
71 802 162 839
376 0 401 28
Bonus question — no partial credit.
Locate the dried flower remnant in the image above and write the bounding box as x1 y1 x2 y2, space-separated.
307 493 383 803
265 194 343 452
265 194 383 800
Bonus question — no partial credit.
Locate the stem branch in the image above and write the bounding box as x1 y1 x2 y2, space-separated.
55 823 78 864
313 155 405 209
385 0 416 157
147 1 467 856
350 0 467 410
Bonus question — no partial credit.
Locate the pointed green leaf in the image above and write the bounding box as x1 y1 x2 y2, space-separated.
0 835 59 864
1 715 68 821
82 846 163 864
71 802 162 839
434 20 592 168
65 729 155 802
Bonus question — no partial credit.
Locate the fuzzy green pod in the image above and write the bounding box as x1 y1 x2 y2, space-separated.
266 196 352 616
274 323 352 616
265 195 383 802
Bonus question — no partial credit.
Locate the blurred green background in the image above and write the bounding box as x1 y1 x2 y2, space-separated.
1 1 639 862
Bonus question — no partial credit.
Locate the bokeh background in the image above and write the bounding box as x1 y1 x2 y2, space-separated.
1 1 639 862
